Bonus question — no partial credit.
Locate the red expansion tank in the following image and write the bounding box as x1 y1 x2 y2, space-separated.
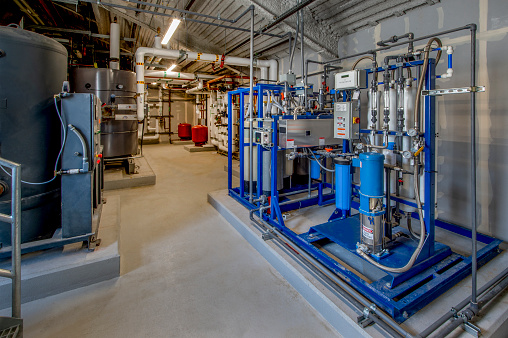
191 125 208 147
178 123 192 140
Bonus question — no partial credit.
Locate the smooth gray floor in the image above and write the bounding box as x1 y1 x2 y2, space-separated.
1 142 337 337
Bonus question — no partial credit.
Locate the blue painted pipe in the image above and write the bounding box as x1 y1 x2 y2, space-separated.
310 159 321 180
334 158 351 212
359 152 385 216
448 53 452 69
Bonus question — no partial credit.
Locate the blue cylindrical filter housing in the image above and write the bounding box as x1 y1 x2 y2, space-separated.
359 152 385 215
334 157 351 211
310 159 321 180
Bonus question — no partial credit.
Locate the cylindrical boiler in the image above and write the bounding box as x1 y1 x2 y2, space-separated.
70 68 138 158
0 27 67 245
178 123 192 140
192 125 208 146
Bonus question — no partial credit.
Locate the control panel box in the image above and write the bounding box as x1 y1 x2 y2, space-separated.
279 72 296 86
254 130 272 147
334 102 360 139
334 70 367 90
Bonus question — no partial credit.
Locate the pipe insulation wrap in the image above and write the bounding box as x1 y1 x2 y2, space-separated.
134 47 278 121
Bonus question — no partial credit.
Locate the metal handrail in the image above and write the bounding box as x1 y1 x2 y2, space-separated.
0 157 21 318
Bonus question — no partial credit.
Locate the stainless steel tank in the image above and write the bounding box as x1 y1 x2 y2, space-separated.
70 68 137 158
0 27 67 245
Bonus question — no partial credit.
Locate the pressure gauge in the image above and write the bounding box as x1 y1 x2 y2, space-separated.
402 150 412 159
356 143 364 150
407 129 418 137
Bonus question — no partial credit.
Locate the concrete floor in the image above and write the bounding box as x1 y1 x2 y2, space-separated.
2 142 338 337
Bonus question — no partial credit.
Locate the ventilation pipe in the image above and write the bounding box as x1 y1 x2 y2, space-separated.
135 47 278 120
109 18 120 70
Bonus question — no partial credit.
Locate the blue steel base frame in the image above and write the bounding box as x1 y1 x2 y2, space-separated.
226 76 502 322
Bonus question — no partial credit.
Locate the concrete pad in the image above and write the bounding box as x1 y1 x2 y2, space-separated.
184 144 217 152
171 139 193 145
209 189 508 337
0 195 120 310
104 157 156 190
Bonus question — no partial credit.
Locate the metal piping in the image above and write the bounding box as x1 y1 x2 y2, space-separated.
248 208 413 338
79 0 283 38
98 0 253 24
470 25 478 309
248 7 254 203
134 47 278 120
433 275 508 338
226 0 318 55
305 24 476 68
418 267 508 337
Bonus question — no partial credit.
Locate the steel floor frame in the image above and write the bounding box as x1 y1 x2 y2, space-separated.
229 188 502 323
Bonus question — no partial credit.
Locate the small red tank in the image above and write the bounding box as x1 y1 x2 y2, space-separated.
178 123 192 140
191 125 208 147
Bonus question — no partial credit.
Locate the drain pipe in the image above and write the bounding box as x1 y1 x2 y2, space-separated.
418 266 508 337
433 274 508 338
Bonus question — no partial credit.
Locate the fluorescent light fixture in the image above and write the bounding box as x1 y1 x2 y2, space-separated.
161 19 181 45
167 64 177 72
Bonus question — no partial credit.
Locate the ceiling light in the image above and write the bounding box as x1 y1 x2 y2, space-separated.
167 64 177 72
161 19 181 45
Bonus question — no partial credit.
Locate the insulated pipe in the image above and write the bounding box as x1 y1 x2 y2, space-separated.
144 70 196 80
109 21 120 70
135 47 278 120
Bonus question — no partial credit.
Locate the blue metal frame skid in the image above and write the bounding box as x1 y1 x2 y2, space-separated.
226 65 502 323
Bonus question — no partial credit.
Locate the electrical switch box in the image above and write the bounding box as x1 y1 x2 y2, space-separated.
334 102 360 139
255 130 272 147
280 73 296 86
334 70 367 90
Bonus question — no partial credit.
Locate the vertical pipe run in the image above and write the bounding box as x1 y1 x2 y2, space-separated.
12 164 21 318
470 25 478 307
249 8 254 203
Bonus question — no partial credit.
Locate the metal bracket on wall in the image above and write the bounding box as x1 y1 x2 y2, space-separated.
422 86 485 96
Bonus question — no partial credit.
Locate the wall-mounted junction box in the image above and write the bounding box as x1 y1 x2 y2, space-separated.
334 69 367 90
334 102 360 139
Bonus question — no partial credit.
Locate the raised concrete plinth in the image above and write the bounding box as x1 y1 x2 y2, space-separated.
208 189 508 337
104 156 156 190
172 139 193 145
0 195 121 310
184 144 216 152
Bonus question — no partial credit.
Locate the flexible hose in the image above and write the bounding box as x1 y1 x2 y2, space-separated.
356 38 443 272
307 149 335 172
0 96 67 184
414 38 442 130
352 55 379 82
357 162 427 273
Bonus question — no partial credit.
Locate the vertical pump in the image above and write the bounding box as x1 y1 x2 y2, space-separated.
358 152 385 254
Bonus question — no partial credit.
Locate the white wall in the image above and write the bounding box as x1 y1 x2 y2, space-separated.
335 0 508 240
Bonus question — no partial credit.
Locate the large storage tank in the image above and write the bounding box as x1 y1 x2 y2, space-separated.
70 68 137 158
0 26 67 245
